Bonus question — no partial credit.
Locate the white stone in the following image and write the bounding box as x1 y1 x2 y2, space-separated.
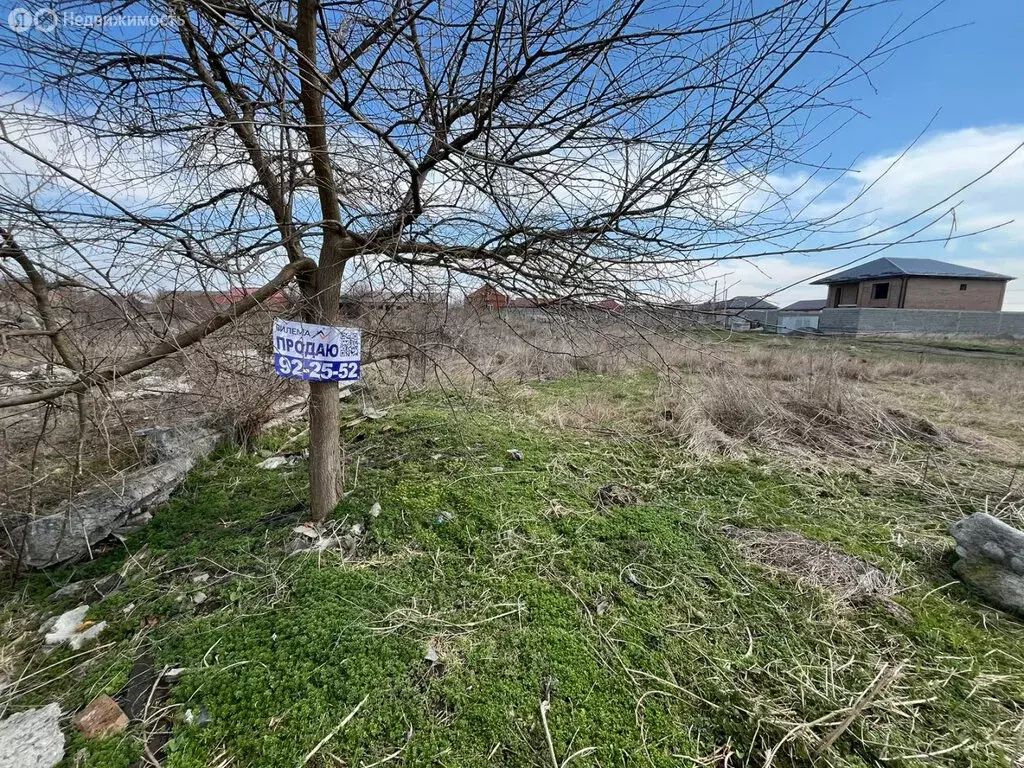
257 456 289 470
42 606 88 645
0 703 65 768
291 525 319 539
68 623 106 651
42 606 106 650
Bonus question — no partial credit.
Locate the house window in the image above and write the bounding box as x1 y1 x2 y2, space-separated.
960 283 967 291
872 283 889 300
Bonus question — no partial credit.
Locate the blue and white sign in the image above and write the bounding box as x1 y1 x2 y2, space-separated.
272 318 361 382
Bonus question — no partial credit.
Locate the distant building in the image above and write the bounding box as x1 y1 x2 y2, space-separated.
467 286 621 314
672 295 777 331
212 287 288 310
338 291 427 318
157 287 288 317
506 297 543 309
812 257 1014 311
781 299 826 312
777 299 826 334
680 296 778 312
465 284 508 310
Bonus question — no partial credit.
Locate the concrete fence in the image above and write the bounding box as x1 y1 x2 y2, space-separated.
818 308 1024 338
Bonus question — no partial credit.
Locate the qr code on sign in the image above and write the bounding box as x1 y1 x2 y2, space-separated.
335 328 361 358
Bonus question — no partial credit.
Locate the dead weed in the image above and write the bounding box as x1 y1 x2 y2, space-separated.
722 525 909 620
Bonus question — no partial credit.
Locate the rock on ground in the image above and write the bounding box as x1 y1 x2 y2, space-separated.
73 695 129 740
0 703 64 768
41 605 107 650
256 456 290 470
950 512 1024 616
6 421 224 569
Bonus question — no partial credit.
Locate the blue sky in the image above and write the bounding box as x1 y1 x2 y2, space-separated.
842 0 1022 146
0 1 1020 308
716 0 1024 309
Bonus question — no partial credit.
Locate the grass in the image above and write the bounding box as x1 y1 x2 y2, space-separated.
2 366 1024 768
853 336 1024 358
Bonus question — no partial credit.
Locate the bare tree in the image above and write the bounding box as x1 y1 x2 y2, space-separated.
0 0 972 520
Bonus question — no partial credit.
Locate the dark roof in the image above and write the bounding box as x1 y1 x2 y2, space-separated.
695 296 777 311
507 298 538 308
810 257 1014 285
781 299 826 312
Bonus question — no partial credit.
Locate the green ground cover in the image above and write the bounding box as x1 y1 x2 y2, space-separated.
3 375 1022 768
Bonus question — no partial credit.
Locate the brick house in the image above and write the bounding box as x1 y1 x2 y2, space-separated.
466 285 622 313
812 258 1014 311
590 298 622 312
465 284 508 310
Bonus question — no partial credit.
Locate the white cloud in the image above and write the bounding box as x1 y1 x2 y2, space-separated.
844 125 1024 248
699 125 1024 310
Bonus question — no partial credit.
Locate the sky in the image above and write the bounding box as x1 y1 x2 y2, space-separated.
0 1 1021 308
706 0 1024 310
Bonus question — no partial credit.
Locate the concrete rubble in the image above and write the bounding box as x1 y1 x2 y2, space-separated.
257 455 297 470
950 512 1024 616
0 704 64 768
289 521 365 554
6 422 224 569
41 605 106 650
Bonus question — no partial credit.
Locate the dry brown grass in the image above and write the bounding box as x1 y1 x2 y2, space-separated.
721 524 902 609
4 303 1022 556
656 355 949 461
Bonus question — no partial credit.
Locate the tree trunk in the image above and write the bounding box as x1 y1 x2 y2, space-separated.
304 237 347 521
308 379 343 520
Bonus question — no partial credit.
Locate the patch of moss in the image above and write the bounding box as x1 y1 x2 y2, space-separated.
4 379 1023 767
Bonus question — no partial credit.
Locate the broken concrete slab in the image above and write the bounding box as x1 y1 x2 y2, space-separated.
950 512 1024 616
288 520 365 555
120 652 159 721
0 703 64 768
6 421 224 569
50 580 89 601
